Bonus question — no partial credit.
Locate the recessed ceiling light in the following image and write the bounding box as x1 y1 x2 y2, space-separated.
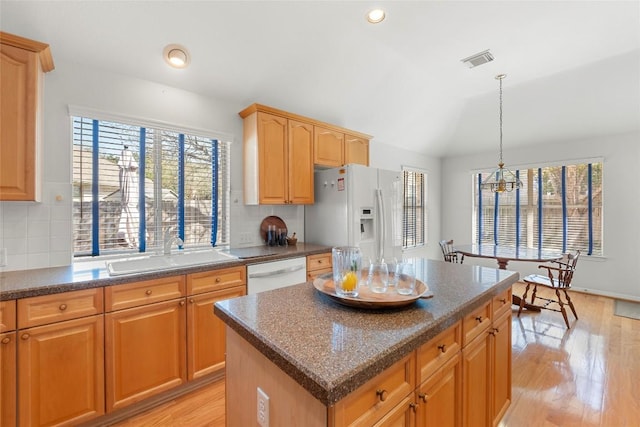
163 44 190 69
366 8 386 24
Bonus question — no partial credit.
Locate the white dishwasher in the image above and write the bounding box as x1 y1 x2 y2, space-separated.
247 257 307 294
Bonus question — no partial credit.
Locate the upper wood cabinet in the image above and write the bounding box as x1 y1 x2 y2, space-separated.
313 125 344 168
241 109 314 205
240 103 371 204
0 32 54 201
344 133 369 166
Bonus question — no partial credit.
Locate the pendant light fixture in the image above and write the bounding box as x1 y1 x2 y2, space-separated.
481 74 522 193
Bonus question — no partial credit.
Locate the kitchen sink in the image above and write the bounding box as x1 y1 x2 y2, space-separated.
106 249 237 276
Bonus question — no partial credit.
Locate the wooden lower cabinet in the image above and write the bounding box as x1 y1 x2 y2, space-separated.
1 331 16 426
105 298 187 411
416 354 461 427
225 291 511 427
462 324 491 427
18 315 104 426
307 252 332 281
187 285 245 379
373 395 415 427
491 312 511 425
332 354 415 426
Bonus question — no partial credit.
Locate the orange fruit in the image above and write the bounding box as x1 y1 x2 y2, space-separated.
342 272 357 291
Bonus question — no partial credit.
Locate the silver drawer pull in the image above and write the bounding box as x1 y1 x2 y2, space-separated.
248 265 305 279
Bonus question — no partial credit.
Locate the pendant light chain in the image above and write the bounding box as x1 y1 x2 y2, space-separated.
499 75 503 166
480 73 522 193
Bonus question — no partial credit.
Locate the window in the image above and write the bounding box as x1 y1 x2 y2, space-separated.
473 162 602 255
402 168 426 248
72 116 230 256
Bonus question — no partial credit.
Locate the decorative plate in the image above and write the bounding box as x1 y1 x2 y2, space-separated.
259 216 287 243
313 272 433 309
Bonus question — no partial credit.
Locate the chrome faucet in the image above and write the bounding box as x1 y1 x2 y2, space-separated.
163 227 184 255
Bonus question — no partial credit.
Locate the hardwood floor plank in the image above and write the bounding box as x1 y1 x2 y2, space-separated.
112 285 639 426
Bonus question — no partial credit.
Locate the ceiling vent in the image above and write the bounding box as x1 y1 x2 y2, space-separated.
461 49 494 68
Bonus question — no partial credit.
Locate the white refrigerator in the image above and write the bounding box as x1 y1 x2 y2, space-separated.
305 164 403 263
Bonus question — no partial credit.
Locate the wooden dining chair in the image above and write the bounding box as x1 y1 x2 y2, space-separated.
439 240 463 263
518 250 580 328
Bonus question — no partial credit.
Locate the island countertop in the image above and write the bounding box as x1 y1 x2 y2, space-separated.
214 258 519 405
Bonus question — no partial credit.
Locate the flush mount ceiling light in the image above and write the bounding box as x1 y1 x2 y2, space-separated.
163 44 190 68
481 74 523 193
366 8 386 23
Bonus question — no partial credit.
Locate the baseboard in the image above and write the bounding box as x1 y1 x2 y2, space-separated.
79 371 224 427
514 280 640 303
568 287 640 303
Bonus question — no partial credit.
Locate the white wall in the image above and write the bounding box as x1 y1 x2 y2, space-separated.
441 131 640 301
0 60 305 271
0 59 439 272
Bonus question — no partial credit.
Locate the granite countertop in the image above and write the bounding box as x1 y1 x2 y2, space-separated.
0 243 331 301
214 258 519 405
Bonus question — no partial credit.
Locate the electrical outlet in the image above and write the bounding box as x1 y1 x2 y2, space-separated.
239 232 252 244
257 387 269 427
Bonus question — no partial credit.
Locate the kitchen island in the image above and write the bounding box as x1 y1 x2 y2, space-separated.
214 258 519 426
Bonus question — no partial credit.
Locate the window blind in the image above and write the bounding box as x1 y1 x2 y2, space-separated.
72 116 230 257
402 169 426 248
473 162 602 256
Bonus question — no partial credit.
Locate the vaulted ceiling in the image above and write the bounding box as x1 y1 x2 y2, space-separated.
3 1 639 157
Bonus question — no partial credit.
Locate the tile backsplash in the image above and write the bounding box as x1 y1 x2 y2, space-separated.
0 187 305 272
0 182 73 272
229 190 305 247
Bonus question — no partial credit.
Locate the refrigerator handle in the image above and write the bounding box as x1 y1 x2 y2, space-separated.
376 188 385 262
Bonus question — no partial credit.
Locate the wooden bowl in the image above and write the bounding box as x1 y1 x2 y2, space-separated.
286 237 298 246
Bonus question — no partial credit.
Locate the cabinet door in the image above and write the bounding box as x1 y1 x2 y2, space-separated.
288 119 314 204
491 312 511 425
18 315 104 426
345 134 369 166
0 300 16 333
105 298 186 411
1 332 16 427
332 353 415 426
187 286 245 380
314 126 344 167
462 331 491 427
372 395 415 427
416 353 461 427
258 112 288 204
0 43 38 201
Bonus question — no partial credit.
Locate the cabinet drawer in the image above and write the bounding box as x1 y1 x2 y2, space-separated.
187 266 246 295
492 288 512 318
332 353 415 426
307 253 332 272
105 276 185 312
308 268 332 282
462 302 491 347
18 288 103 329
416 321 461 384
0 300 16 332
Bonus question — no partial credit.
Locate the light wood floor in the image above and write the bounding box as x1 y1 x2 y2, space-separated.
113 285 640 426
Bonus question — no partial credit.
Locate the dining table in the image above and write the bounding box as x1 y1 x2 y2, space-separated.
454 244 564 311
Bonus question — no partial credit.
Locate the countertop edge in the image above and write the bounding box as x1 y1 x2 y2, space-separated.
0 244 332 301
